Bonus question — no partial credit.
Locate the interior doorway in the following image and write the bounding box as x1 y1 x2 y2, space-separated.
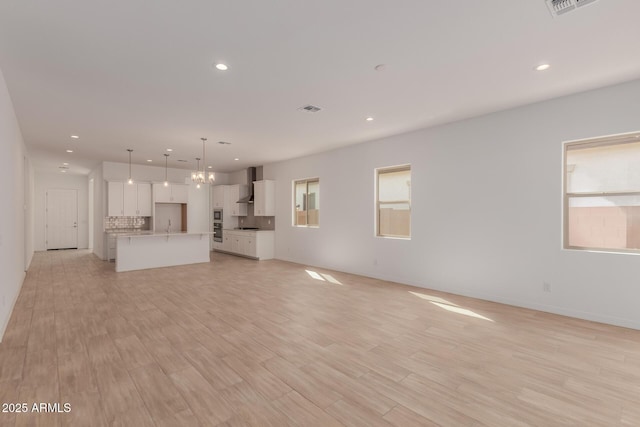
46 189 78 250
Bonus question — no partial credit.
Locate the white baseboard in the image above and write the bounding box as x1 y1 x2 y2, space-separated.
0 270 26 342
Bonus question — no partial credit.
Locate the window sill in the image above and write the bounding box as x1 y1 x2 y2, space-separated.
563 246 640 256
376 235 411 240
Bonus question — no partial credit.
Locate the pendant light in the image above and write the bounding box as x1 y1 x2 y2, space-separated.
127 149 134 184
194 158 201 189
191 137 215 187
163 153 170 187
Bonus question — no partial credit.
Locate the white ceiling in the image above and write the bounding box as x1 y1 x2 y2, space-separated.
1 0 640 174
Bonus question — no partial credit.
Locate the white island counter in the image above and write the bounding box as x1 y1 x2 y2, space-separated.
114 231 212 272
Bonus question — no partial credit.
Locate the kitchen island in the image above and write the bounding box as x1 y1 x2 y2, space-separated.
115 231 212 272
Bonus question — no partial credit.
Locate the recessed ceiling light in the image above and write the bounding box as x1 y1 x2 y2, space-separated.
366 117 374 121
61 170 66 173
66 149 73 153
166 148 173 152
147 159 153 162
215 63 228 71
63 162 69 166
208 166 212 169
70 135 79 139
234 158 239 161
535 63 550 71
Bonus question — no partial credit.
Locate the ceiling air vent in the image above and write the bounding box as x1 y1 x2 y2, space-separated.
546 0 599 17
299 104 323 113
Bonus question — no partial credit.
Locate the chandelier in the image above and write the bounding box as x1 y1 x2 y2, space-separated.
191 137 215 188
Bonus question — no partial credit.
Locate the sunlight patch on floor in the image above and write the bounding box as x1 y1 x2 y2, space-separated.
409 291 455 306
409 291 493 322
305 270 343 285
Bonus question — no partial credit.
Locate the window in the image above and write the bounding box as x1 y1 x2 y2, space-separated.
564 132 640 253
376 165 411 238
294 178 319 227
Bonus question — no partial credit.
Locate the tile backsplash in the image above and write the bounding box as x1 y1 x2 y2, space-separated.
105 216 150 230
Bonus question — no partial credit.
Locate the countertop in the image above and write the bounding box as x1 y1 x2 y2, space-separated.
108 230 212 238
105 229 152 235
224 228 275 232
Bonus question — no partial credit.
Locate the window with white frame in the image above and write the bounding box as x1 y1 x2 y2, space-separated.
564 132 640 253
293 178 319 227
376 165 411 238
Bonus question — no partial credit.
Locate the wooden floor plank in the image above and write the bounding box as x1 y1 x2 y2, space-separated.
0 249 638 426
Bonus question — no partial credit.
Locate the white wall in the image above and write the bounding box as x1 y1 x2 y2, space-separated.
103 161 193 183
0 66 33 340
265 78 640 330
89 164 105 259
34 172 89 251
24 155 34 269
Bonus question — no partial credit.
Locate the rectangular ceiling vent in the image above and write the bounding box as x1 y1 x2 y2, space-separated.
546 0 599 17
299 104 323 113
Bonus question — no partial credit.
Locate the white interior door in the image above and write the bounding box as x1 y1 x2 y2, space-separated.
46 189 78 250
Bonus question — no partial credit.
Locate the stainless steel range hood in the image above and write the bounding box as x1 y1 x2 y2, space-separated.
237 167 256 203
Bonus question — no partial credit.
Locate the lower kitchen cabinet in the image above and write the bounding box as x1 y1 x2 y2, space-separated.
217 230 274 260
105 233 117 261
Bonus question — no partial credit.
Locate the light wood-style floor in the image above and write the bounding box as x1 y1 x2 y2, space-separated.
1 250 639 426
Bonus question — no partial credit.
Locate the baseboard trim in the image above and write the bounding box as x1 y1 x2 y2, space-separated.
0 270 26 342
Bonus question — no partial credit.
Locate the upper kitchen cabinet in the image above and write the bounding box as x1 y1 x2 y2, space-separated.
108 182 124 217
109 182 152 217
212 185 226 209
227 185 248 216
136 184 152 216
253 180 275 216
154 183 188 203
124 183 152 216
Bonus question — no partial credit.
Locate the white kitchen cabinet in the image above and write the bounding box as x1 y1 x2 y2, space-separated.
122 183 152 216
230 233 242 253
244 234 257 257
105 233 117 261
153 183 171 202
108 182 124 217
227 185 248 216
154 183 189 203
171 184 188 203
212 185 226 208
222 233 232 252
217 230 274 260
137 184 152 216
253 180 275 216
110 182 153 217
123 184 137 216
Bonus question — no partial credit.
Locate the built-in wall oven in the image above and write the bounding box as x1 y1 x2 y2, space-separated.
213 209 223 242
